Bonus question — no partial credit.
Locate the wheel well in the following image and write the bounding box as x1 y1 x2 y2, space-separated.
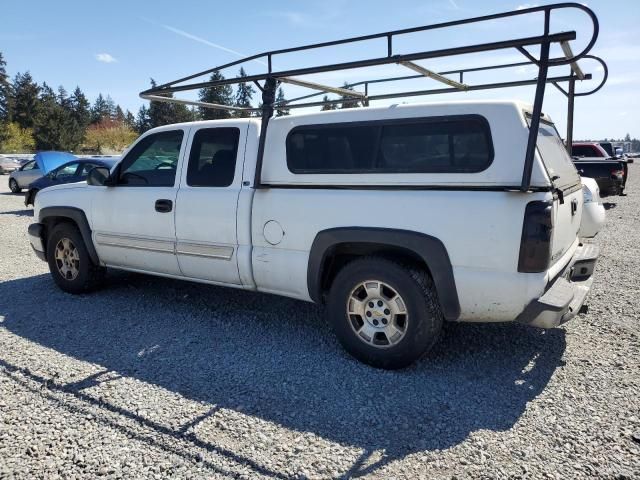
319 243 431 300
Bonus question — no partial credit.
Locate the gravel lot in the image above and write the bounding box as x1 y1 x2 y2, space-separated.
0 168 639 479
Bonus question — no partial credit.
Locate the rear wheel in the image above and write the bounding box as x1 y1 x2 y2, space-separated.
327 257 443 369
46 223 105 294
9 178 20 193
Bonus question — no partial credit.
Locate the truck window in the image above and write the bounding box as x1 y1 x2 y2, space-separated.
286 115 493 174
118 130 184 187
534 121 580 190
186 128 240 187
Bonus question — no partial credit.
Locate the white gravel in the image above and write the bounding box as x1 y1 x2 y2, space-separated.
0 168 639 479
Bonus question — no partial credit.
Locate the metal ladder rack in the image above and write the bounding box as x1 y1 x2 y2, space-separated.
140 2 607 191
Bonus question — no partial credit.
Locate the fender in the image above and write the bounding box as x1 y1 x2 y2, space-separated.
308 227 461 321
38 206 100 265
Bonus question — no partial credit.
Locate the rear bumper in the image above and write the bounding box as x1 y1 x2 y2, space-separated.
516 243 599 328
28 223 46 261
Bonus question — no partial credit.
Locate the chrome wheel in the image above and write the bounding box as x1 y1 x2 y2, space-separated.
346 280 409 348
54 237 80 281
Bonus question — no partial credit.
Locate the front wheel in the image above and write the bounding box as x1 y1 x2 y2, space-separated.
46 223 106 294
327 257 443 369
9 178 20 193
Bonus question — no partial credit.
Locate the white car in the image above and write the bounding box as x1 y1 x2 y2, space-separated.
28 101 599 369
580 177 605 238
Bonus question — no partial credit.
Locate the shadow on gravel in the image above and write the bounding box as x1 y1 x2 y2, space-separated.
0 209 33 217
0 272 566 478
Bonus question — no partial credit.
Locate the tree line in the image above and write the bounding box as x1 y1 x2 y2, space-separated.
0 52 298 154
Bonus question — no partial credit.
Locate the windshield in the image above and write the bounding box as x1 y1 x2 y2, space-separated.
529 117 580 190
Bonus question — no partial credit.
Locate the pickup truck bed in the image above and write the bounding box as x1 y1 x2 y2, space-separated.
572 158 628 196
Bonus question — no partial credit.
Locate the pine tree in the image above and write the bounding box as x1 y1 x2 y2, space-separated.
135 105 152 133
147 78 192 127
124 110 136 130
91 94 111 124
114 105 126 124
339 83 361 109
0 52 12 145
105 95 116 120
12 72 40 129
275 87 290 117
198 71 233 120
234 67 255 118
320 95 337 111
33 83 76 150
69 87 91 132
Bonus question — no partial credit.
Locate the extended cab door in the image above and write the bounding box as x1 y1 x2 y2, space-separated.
90 128 187 275
174 124 246 284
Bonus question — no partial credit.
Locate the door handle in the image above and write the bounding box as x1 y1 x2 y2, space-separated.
155 199 173 213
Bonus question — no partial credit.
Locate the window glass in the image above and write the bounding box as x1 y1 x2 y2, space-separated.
54 162 80 178
535 122 580 190
118 130 184 186
23 160 38 171
187 128 240 187
286 117 492 173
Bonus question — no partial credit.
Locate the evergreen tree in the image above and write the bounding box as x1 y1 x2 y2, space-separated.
135 105 152 133
33 82 76 150
104 95 116 120
124 110 136 130
69 87 91 132
114 105 126 124
91 93 112 124
339 83 361 109
320 95 337 111
12 72 40 129
0 52 12 144
234 67 255 117
198 71 233 120
275 87 290 117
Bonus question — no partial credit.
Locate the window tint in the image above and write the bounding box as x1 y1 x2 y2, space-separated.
78 163 100 178
118 130 184 186
54 162 80 178
535 122 580 190
286 116 493 174
187 128 240 187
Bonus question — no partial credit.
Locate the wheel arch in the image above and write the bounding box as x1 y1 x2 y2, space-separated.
307 227 461 321
39 206 99 265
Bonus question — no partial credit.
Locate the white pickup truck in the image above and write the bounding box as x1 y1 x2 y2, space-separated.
28 100 599 368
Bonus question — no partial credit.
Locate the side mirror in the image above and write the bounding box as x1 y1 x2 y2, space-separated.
87 167 112 186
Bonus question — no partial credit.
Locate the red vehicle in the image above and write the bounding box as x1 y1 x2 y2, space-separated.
572 142 628 196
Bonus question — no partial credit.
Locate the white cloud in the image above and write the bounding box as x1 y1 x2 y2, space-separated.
95 53 117 63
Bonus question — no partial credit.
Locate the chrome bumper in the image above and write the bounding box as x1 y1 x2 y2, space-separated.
517 243 599 328
28 223 46 261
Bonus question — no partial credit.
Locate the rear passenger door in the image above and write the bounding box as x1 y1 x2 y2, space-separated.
174 125 246 284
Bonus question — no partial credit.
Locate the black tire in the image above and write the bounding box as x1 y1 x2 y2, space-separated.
9 178 20 193
46 222 105 294
327 257 443 369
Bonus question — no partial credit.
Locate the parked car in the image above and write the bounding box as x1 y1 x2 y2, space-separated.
0 156 22 175
28 101 599 369
8 160 42 192
579 177 605 238
9 151 78 193
24 158 117 206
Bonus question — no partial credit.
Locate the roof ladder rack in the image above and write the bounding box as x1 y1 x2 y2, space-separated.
399 61 469 90
561 41 585 80
277 77 366 99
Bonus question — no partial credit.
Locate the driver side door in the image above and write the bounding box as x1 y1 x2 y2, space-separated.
90 128 188 276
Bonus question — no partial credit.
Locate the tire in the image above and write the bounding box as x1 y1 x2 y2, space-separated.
46 222 105 294
9 178 20 193
326 257 443 369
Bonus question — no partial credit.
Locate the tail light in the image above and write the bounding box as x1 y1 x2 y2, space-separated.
518 201 553 273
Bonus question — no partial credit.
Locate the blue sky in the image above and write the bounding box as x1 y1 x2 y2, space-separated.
1 0 638 139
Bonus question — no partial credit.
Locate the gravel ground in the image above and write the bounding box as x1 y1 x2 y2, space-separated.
0 168 638 479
